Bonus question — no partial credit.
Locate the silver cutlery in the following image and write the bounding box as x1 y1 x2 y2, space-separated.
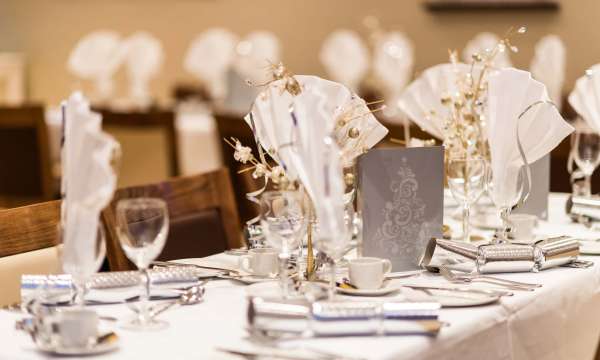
148 284 205 318
439 265 541 290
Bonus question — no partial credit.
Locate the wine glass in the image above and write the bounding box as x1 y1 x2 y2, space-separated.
116 198 169 330
447 157 487 242
259 190 306 299
573 129 600 197
487 165 529 243
60 205 107 307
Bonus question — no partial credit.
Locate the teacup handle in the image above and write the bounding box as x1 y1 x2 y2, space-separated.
382 259 392 274
238 255 252 274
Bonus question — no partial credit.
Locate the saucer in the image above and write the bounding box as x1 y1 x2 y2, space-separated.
579 240 600 255
36 333 119 356
336 281 402 297
408 288 499 307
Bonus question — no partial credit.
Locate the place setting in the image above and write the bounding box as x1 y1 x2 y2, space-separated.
3 7 600 359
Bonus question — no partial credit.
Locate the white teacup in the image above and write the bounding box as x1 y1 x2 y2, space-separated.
238 248 279 277
55 309 99 348
509 214 538 242
348 257 392 290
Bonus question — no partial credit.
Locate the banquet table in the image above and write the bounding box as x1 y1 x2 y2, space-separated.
1 193 600 360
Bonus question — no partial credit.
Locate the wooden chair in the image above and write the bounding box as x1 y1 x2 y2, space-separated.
96 108 179 188
102 168 242 271
214 111 261 225
0 105 54 208
0 200 61 306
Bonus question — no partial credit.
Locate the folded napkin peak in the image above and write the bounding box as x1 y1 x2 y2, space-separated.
568 63 600 133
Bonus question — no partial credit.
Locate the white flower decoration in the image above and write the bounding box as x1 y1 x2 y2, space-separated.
233 142 252 163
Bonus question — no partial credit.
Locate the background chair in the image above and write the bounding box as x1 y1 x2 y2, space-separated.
0 105 54 208
0 200 61 306
97 108 179 188
214 110 260 225
102 167 242 271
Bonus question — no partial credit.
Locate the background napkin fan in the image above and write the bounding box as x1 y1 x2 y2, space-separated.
121 31 164 108
234 31 281 86
568 64 600 134
530 35 566 111
67 30 125 103
184 28 239 100
320 29 369 92
398 63 479 140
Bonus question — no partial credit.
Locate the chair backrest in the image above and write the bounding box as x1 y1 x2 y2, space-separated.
213 111 260 224
0 200 61 306
97 108 179 188
102 168 242 271
0 105 53 205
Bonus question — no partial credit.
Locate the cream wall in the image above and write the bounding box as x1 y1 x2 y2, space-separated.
1 0 599 105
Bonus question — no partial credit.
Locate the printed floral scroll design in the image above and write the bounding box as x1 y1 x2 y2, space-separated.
373 157 427 260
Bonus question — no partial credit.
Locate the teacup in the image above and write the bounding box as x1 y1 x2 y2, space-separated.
238 248 278 277
509 214 538 242
348 257 392 290
55 309 99 348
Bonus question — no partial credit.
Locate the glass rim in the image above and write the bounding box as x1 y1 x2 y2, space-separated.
116 197 167 210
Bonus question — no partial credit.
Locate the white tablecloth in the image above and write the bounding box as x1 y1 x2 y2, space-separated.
1 194 600 360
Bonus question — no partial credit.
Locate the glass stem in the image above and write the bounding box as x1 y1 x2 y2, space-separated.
139 268 151 324
584 175 592 197
462 203 470 242
73 278 86 307
328 260 336 300
279 253 290 299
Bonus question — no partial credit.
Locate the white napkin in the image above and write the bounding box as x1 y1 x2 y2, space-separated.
486 68 573 207
61 92 119 280
568 64 600 133
247 75 388 174
122 31 164 108
233 31 281 86
184 28 239 100
373 31 414 113
463 32 512 69
319 30 369 92
530 35 566 110
67 31 125 102
398 63 474 139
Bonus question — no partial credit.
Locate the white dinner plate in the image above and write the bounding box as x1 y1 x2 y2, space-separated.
420 289 500 307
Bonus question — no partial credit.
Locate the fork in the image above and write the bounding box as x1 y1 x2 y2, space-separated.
439 266 540 291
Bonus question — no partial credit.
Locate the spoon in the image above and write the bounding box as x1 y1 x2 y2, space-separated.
148 285 205 318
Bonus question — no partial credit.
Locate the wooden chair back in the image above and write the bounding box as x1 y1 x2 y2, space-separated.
0 105 53 207
97 108 179 188
214 111 260 224
102 168 242 271
0 200 61 306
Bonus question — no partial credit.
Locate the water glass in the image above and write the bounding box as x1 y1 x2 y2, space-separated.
447 157 486 242
573 130 600 196
259 191 306 299
116 198 169 330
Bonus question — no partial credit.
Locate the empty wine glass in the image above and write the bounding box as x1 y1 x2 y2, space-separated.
260 190 306 299
447 157 487 242
116 198 169 330
487 165 529 243
573 129 600 196
59 213 106 307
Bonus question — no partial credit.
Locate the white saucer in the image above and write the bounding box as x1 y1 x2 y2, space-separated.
336 283 402 297
36 334 119 356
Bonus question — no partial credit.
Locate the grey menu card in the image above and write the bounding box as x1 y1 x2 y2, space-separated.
358 147 444 271
513 154 550 220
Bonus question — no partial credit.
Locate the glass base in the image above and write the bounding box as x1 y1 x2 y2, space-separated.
121 317 168 331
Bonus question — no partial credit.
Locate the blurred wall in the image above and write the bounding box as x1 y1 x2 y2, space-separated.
1 0 599 105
